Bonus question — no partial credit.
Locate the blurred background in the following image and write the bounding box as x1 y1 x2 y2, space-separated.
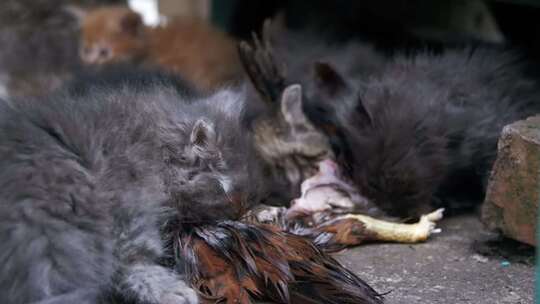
0 0 539 100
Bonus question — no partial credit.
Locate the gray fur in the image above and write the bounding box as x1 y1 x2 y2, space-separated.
0 73 260 303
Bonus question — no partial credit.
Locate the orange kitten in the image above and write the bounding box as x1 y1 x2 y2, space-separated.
78 6 243 91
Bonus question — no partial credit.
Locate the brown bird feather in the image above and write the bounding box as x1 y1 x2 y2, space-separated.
238 19 287 106
244 202 444 253
176 221 384 304
243 205 374 253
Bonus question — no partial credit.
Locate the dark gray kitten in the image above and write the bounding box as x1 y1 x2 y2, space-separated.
311 48 540 217
0 69 261 303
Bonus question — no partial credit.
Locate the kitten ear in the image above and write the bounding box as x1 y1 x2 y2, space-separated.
313 62 349 97
190 119 217 151
64 5 87 24
120 10 144 36
280 84 308 126
356 95 373 126
314 62 373 127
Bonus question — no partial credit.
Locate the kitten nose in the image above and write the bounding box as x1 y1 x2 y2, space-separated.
81 47 95 63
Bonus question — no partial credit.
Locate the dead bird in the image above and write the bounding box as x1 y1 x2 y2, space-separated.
245 160 444 253
176 220 385 304
285 159 381 220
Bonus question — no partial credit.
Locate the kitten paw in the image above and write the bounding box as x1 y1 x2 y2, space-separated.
121 265 199 304
160 281 199 304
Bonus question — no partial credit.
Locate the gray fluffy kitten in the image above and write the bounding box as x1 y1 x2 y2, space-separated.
0 70 261 304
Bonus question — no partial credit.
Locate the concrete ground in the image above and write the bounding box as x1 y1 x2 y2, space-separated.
335 214 535 304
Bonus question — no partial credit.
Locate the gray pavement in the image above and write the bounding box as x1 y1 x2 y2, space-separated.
335 214 535 304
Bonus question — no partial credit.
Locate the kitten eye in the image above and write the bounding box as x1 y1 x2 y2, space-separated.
209 161 226 172
187 171 197 181
98 48 111 59
193 156 203 168
80 46 94 61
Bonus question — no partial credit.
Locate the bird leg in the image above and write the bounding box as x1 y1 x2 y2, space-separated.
282 159 445 249
244 204 444 252
335 208 444 243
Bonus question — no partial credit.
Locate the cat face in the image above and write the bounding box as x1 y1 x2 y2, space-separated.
252 85 333 197
168 92 264 224
312 63 449 218
78 6 147 65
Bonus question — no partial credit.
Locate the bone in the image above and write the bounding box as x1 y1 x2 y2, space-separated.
338 208 445 243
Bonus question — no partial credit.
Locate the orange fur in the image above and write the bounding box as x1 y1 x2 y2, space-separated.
79 6 243 91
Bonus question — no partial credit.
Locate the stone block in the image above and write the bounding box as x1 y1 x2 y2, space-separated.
481 115 540 246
